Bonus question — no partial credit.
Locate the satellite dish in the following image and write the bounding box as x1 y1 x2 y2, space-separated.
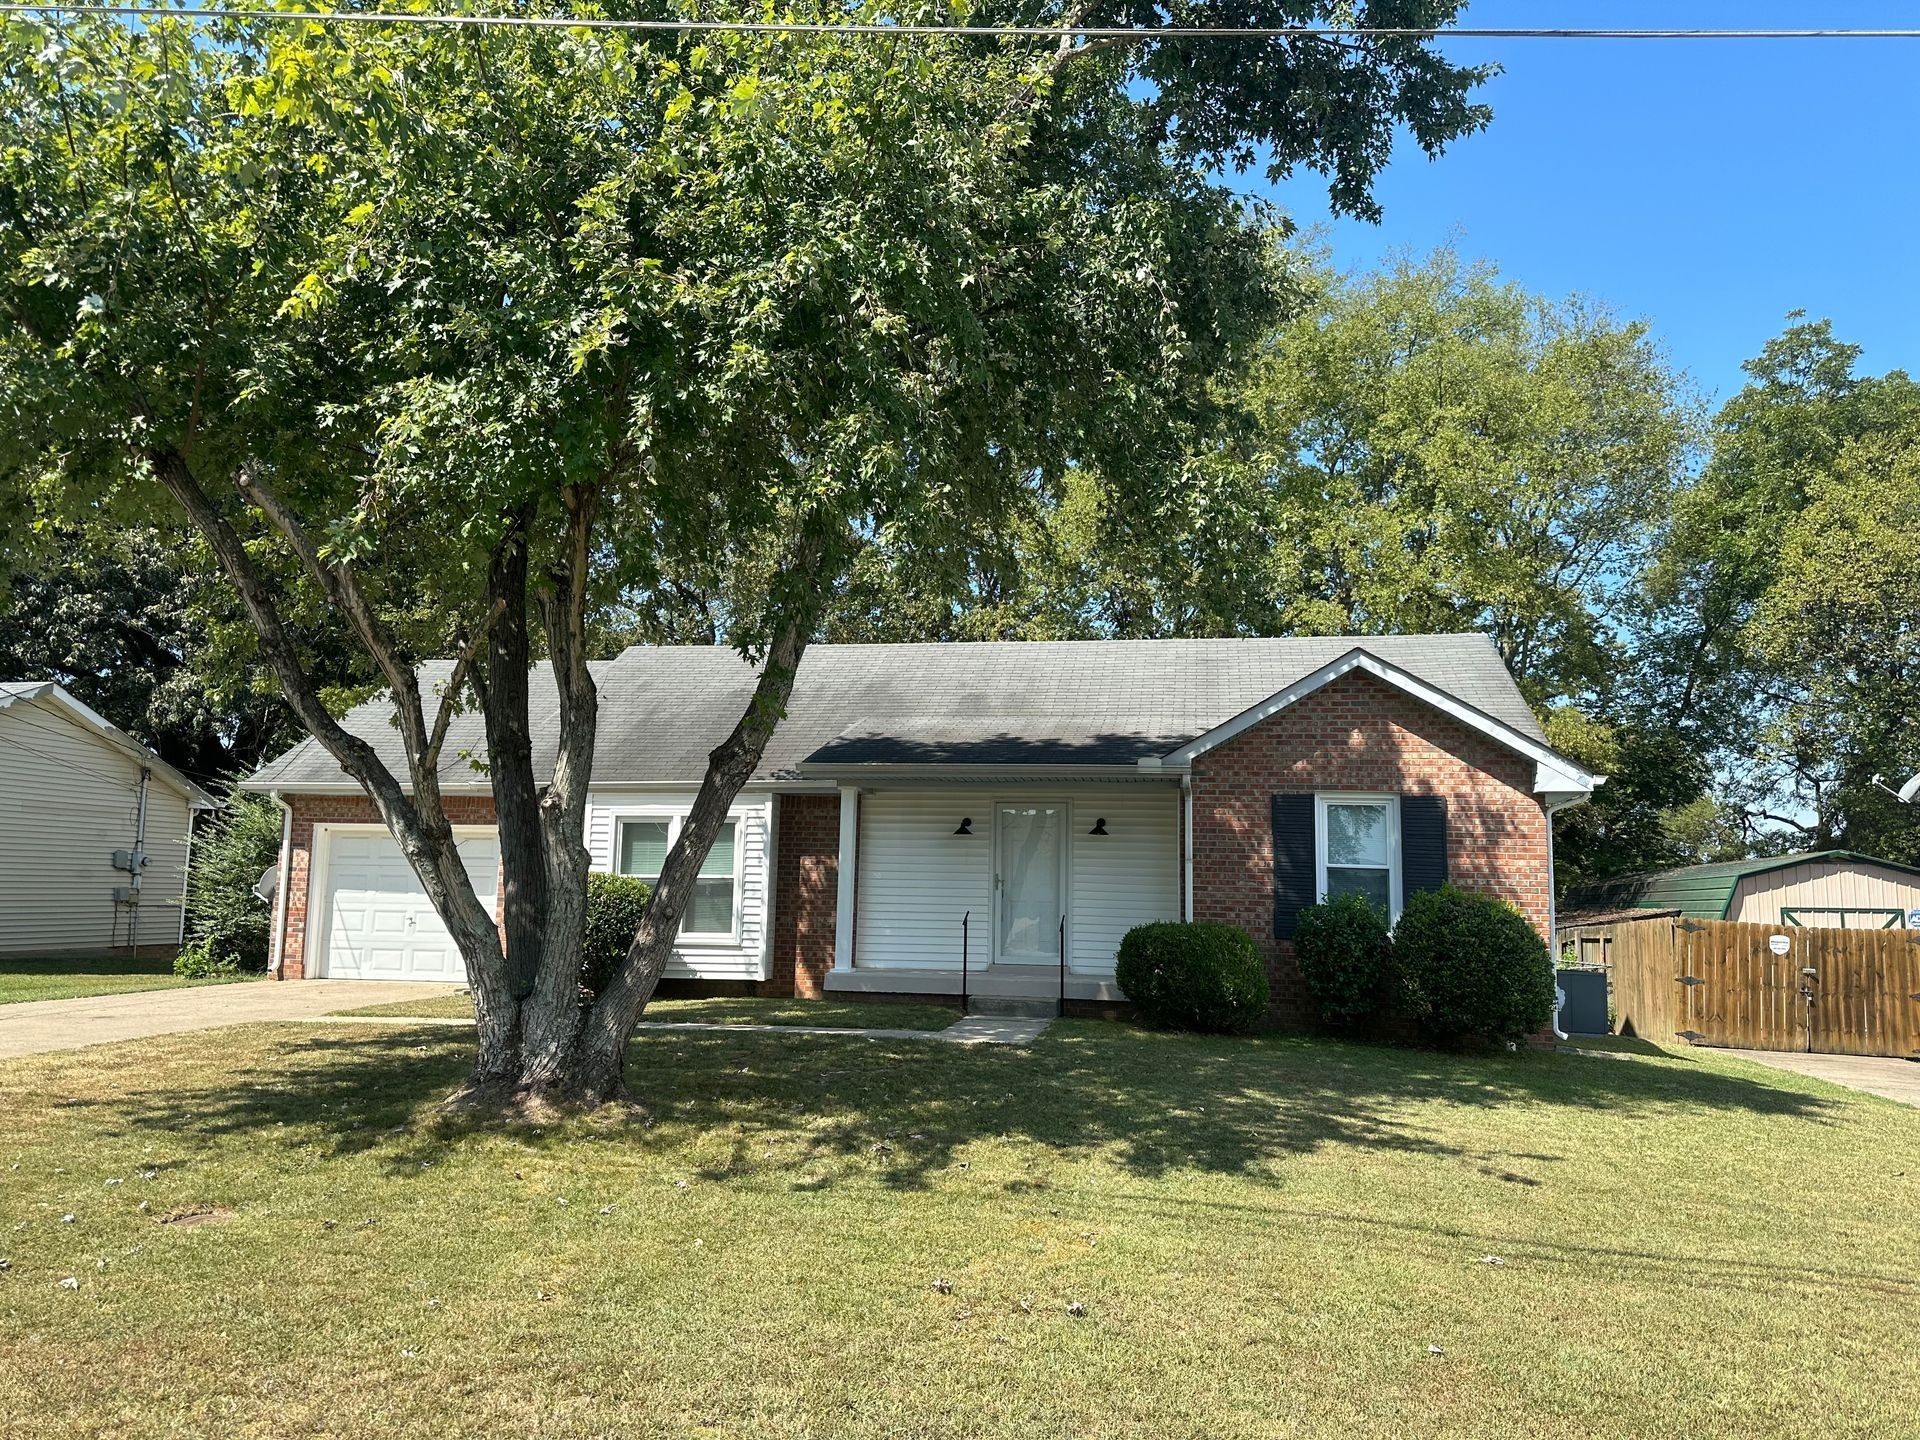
251 863 280 906
1871 773 1920 804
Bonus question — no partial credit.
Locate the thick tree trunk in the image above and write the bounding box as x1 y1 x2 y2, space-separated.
480 507 548 1001
453 486 603 1111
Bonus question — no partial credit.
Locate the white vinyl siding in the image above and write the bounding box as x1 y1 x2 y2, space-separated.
0 697 196 955
1069 788 1183 973
585 790 771 980
855 791 994 970
853 785 1180 975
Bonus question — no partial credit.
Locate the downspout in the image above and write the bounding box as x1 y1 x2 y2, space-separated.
1181 775 1194 923
1543 794 1588 1042
131 765 151 956
177 805 196 947
268 791 293 979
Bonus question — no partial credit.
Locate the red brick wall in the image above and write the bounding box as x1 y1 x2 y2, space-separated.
276 794 500 979
1190 671 1551 1026
767 794 840 999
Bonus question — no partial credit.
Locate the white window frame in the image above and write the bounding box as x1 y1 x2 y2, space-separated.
615 813 743 946
1314 793 1403 922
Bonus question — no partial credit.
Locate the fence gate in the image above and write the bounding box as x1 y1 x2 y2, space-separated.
1612 918 1920 1058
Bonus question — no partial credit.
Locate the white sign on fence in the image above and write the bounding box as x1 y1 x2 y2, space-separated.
1768 934 1792 956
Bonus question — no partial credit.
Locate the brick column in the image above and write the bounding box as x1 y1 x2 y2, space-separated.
768 794 840 999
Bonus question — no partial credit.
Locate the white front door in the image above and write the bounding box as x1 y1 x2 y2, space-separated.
995 803 1065 965
320 830 499 981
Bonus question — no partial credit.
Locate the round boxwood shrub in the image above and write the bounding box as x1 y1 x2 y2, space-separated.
581 873 651 998
1115 921 1268 1033
1293 891 1394 1036
1393 884 1555 1048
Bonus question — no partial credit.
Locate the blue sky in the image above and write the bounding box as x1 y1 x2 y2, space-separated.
1264 1 1920 406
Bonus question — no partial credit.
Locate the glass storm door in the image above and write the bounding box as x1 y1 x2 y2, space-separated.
996 804 1065 965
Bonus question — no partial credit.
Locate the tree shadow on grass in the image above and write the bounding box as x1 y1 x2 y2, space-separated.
66 1017 1845 1192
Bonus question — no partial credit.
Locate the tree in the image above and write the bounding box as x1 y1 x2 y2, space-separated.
0 2 1487 1107
1647 318 1920 859
801 249 1700 696
1226 250 1697 701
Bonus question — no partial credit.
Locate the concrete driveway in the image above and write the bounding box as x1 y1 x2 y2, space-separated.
1721 1048 1920 1108
0 980 464 1060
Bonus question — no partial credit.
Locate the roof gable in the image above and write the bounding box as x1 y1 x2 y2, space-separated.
0 681 217 808
1152 648 1600 797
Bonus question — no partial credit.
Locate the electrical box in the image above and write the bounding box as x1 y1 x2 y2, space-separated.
112 886 141 905
111 849 149 874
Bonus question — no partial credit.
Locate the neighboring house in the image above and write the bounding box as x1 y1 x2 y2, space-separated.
1565 851 1920 931
0 681 218 956
240 636 1600 1021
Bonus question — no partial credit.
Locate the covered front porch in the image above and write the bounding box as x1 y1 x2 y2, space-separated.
821 779 1186 1010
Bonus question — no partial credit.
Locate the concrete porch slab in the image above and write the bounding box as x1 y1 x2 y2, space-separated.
824 966 1124 1003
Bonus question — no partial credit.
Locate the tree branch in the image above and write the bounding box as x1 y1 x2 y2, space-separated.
231 467 436 793
423 598 507 772
148 448 414 822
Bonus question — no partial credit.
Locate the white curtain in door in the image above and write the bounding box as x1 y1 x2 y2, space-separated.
999 804 1063 959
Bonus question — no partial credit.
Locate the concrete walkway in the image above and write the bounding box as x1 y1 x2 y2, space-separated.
0 980 463 1060
1719 1048 1920 1108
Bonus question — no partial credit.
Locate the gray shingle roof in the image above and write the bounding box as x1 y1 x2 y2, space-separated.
240 634 1546 791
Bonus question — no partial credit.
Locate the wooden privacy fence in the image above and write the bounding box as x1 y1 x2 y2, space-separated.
1608 917 1920 1058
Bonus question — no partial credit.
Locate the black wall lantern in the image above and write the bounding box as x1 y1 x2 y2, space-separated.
1088 817 1109 836
953 817 974 836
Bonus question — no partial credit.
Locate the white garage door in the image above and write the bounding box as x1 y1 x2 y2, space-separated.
320 830 500 982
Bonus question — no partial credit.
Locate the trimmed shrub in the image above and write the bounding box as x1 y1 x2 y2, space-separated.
1393 884 1555 1048
1116 921 1268 1034
1294 891 1394 1035
581 873 651 998
183 786 284 971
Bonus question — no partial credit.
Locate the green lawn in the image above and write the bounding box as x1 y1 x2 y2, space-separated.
335 991 961 1031
2 1023 1917 1438
0 955 259 1006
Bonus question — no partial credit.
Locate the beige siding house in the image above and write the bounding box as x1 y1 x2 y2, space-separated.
0 682 216 956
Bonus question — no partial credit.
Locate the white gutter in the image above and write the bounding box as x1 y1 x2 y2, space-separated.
131 765 151 956
267 791 293 979
1541 792 1594 1042
177 806 196 946
1182 775 1194 922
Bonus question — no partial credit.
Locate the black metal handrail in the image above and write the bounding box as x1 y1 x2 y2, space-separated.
961 910 970 1014
1059 912 1067 1017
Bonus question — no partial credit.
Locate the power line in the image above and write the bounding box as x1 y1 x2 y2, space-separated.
0 725 146 796
4 4 1920 40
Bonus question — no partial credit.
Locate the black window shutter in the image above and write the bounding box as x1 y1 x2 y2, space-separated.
1401 795 1449 897
1271 793 1315 939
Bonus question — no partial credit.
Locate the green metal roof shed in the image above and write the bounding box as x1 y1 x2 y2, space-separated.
1566 850 1920 927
